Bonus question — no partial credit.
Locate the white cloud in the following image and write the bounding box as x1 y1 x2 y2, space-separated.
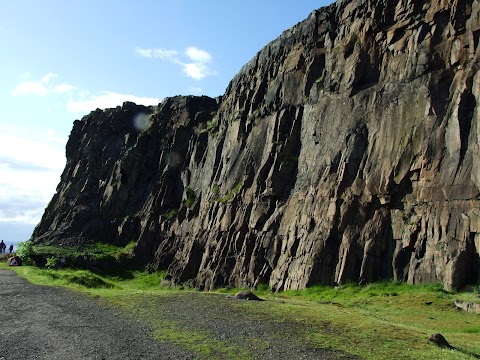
186 47 212 63
12 73 75 96
136 46 215 80
12 80 50 96
183 63 209 80
0 126 66 225
5 75 162 231
67 92 160 113
12 72 161 115
53 83 77 94
0 128 65 172
40 73 57 83
0 208 45 225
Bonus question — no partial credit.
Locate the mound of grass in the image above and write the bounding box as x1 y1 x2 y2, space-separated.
10 267 117 289
43 269 117 288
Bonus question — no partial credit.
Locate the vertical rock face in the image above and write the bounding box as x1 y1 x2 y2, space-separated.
33 0 480 291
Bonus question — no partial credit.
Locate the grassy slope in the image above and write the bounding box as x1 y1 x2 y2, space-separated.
2 261 479 359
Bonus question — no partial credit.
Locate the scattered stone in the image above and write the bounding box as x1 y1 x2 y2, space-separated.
234 290 264 301
454 300 480 314
160 278 173 288
7 256 22 266
428 333 453 349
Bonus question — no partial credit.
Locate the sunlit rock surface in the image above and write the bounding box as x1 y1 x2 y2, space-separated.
33 0 480 291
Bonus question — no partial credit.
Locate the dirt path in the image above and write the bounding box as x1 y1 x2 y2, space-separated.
0 269 193 360
0 269 352 359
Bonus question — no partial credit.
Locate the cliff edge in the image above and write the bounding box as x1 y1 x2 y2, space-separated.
32 0 480 291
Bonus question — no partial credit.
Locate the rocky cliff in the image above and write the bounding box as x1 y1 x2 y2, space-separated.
32 0 480 291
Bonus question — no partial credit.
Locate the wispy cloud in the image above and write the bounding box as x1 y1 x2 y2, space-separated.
136 46 216 80
12 72 161 115
12 73 76 96
67 92 161 113
136 48 179 61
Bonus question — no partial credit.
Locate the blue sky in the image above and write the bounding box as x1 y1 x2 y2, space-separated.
0 1 333 244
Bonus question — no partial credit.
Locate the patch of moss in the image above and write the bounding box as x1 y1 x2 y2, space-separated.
217 181 244 203
211 183 219 195
165 209 178 220
184 187 196 208
198 112 219 135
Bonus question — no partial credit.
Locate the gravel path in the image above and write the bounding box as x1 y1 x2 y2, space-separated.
134 292 353 360
0 269 355 359
0 269 193 360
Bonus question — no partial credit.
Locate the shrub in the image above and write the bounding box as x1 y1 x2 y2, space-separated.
16 241 35 265
46 256 58 269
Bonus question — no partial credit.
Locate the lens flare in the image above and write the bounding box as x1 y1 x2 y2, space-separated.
166 152 182 168
133 113 150 132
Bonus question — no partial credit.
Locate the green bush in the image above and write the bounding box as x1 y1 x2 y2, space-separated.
16 241 35 265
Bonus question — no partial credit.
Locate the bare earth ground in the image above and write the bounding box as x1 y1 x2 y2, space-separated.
0 269 351 360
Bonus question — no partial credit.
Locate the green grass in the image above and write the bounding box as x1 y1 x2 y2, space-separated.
2 260 479 360
232 282 480 359
0 264 116 289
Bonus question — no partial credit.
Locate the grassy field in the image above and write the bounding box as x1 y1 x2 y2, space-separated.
2 260 479 359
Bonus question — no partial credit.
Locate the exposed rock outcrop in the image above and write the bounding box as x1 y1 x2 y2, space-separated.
428 333 453 349
454 299 480 313
233 290 264 301
32 0 480 291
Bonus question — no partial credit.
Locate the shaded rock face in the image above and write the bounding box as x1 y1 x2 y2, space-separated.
33 0 480 291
